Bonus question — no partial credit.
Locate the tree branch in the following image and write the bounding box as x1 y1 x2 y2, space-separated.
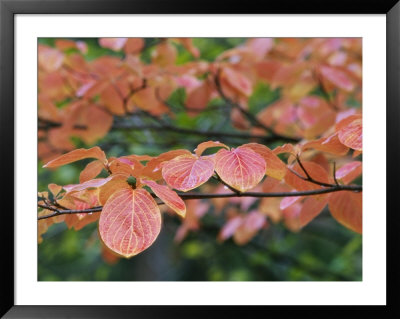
112 122 289 143
38 184 361 220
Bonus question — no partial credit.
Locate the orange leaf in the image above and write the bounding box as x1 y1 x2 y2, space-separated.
79 160 105 183
142 179 186 218
99 188 161 258
215 147 266 192
285 161 330 191
272 143 297 156
100 85 125 115
335 161 362 184
185 81 212 112
152 41 177 67
302 133 349 156
337 117 362 151
280 193 302 210
141 149 192 180
299 195 329 228
233 211 266 245
108 159 136 177
38 45 64 72
99 176 130 205
194 141 229 157
78 104 114 144
162 155 215 192
241 143 287 180
124 38 145 54
98 38 127 51
221 67 252 97
319 65 355 92
128 87 169 116
63 176 113 193
329 192 362 233
43 147 107 168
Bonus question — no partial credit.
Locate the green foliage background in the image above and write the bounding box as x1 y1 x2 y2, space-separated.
38 38 362 281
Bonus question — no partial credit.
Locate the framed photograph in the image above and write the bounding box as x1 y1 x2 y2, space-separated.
1 0 398 317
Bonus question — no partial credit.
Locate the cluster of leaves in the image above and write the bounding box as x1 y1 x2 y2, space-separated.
38 37 362 262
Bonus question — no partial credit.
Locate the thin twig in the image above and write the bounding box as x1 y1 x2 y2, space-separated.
333 162 339 186
289 155 335 188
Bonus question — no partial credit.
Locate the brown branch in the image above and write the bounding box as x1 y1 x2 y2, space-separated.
38 205 103 220
333 162 339 186
112 122 288 143
37 185 362 220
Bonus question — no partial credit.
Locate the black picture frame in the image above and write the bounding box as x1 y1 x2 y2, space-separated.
1 0 399 317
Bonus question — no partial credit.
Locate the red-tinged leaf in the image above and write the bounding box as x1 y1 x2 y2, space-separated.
79 160 104 183
218 216 243 241
282 202 302 232
299 195 329 228
241 143 287 180
261 176 281 192
233 211 266 245
329 192 362 233
141 149 192 180
319 65 355 92
63 189 101 230
38 94 60 121
124 38 145 54
141 179 186 218
64 176 113 193
162 155 215 192
43 147 107 168
99 188 161 258
78 104 114 144
297 96 335 139
302 133 349 156
221 67 253 97
55 39 78 51
214 147 266 192
335 161 362 184
98 38 127 51
186 81 212 112
194 141 229 157
337 117 362 151
285 161 330 191
336 114 361 130
280 193 302 210
38 45 64 72
255 60 281 82
246 38 273 60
